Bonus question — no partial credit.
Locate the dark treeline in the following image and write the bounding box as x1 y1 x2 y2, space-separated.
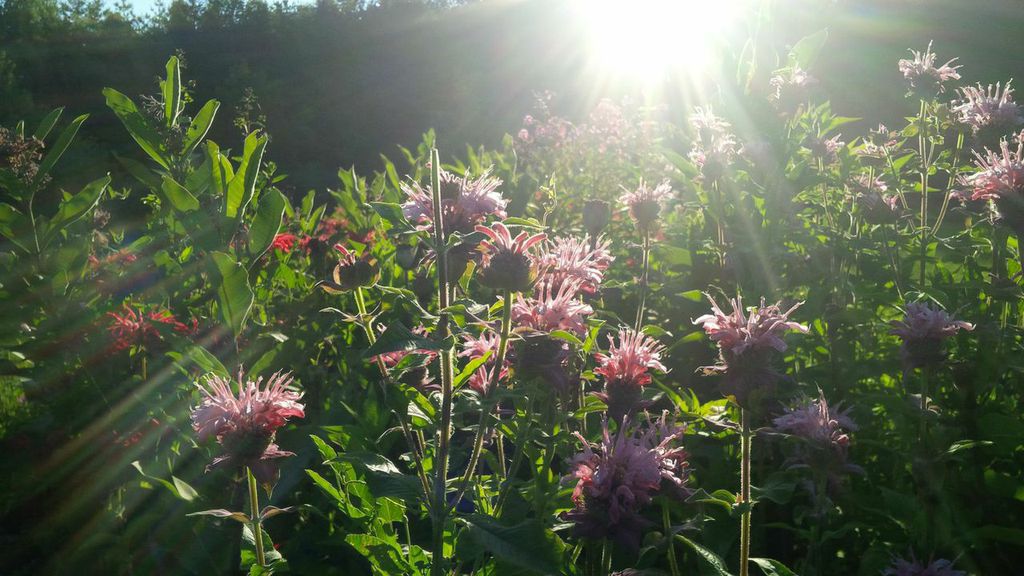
1 0 1023 194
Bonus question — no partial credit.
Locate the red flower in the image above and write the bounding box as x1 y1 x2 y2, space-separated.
270 233 297 253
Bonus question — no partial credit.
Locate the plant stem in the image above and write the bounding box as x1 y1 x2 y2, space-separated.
739 408 752 576
601 539 613 574
448 289 514 514
663 502 680 576
918 99 930 288
429 148 455 576
635 230 652 332
247 467 266 568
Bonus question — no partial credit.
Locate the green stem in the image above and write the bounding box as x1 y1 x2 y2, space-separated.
247 467 266 568
429 148 455 576
601 539 613 574
448 290 514 514
663 502 680 576
635 231 652 332
739 409 752 576
918 99 930 288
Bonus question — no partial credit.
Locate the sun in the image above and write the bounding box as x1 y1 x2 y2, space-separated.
578 0 749 83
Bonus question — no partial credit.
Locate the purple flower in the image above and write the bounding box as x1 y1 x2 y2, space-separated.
474 222 546 292
512 278 593 337
851 174 899 222
688 106 738 180
563 413 688 550
769 65 818 110
191 370 305 483
953 81 1023 137
537 235 614 295
898 42 961 94
619 179 673 230
884 554 965 576
857 124 900 161
889 302 974 369
400 167 507 235
961 138 1024 234
804 134 845 164
593 329 668 421
694 294 808 407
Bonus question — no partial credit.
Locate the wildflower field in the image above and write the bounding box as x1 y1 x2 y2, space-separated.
2 0 1024 574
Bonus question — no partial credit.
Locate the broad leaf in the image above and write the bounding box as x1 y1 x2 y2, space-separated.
103 88 169 169
183 99 219 157
33 113 88 187
33 108 63 141
41 175 110 248
248 189 287 261
162 56 181 128
160 175 200 212
459 514 565 575
751 558 798 576
209 252 255 340
225 132 268 220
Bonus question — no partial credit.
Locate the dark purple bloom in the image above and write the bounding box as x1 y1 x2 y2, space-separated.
401 167 507 235
889 302 974 369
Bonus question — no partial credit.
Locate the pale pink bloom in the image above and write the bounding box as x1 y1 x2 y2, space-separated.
538 235 614 295
619 179 673 229
769 65 818 108
694 294 807 357
459 329 509 394
953 81 1023 135
857 124 900 160
688 106 738 179
962 138 1024 201
890 302 974 369
563 413 687 550
898 42 961 93
475 222 546 292
804 134 845 163
400 168 507 234
512 278 593 337
594 329 667 389
475 222 546 265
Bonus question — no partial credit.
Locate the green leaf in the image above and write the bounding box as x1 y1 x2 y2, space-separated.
160 176 200 212
225 132 268 220
209 252 255 340
459 515 565 575
33 108 63 141
676 535 733 576
187 509 250 523
0 203 31 253
655 244 692 267
364 321 444 358
454 351 491 389
750 558 798 576
116 154 162 191
103 88 169 169
33 113 88 187
249 189 287 261
183 99 220 157
345 533 411 574
169 343 230 379
787 28 829 70
41 175 110 248
162 57 181 128
369 202 411 230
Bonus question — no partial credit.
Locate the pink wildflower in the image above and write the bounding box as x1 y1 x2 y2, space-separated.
459 329 509 394
563 413 688 550
889 302 974 369
619 179 673 230
474 222 546 292
962 139 1024 233
537 235 614 295
693 294 807 406
898 42 961 94
107 306 194 352
769 65 818 110
400 168 507 235
804 134 845 164
270 233 297 253
317 243 379 292
953 81 1023 137
191 370 304 482
688 106 738 180
512 278 593 337
593 329 668 421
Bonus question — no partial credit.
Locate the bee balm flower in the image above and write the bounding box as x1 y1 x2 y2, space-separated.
512 278 593 337
961 138 1024 235
400 167 507 235
537 235 614 295
897 42 961 95
593 329 668 421
889 302 973 369
619 179 673 231
953 81 1023 139
474 222 546 292
191 370 304 483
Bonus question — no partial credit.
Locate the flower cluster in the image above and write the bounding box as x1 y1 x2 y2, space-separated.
474 222 546 292
688 106 738 181
401 167 507 235
804 133 845 164
270 233 298 253
107 305 196 352
884 555 965 576
619 179 674 230
191 370 305 483
953 82 1023 138
512 278 593 337
898 42 961 94
536 235 613 295
563 414 688 550
773 390 862 501
857 123 900 161
593 329 667 421
889 302 974 369
694 294 807 407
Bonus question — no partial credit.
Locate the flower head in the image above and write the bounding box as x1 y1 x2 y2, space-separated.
107 305 195 352
474 222 546 292
191 370 305 483
889 302 974 369
884 554 965 576
512 278 594 337
270 233 297 253
459 328 509 394
769 65 818 110
619 179 673 230
317 243 379 292
582 199 612 237
563 413 688 550
804 134 845 164
851 173 899 222
594 329 668 421
694 294 807 406
962 140 1024 234
953 81 1023 138
400 168 507 235
898 42 961 94
688 107 738 180
537 235 614 295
